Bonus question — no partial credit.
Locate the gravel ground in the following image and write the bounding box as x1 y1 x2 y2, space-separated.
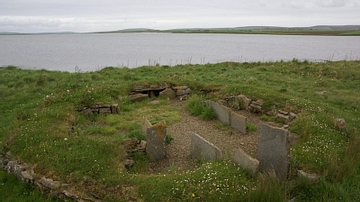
151 100 261 172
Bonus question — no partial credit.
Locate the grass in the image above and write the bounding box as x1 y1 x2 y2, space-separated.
0 170 61 202
1 60 360 201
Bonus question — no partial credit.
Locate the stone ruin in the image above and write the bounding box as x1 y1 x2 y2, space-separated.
199 99 301 180
129 85 191 102
77 103 119 115
1 152 100 202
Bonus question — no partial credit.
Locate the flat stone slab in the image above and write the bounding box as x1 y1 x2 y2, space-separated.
205 100 231 125
231 112 247 134
258 123 289 180
190 133 222 162
233 148 259 176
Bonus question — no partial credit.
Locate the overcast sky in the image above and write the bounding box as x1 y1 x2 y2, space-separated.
1 0 359 33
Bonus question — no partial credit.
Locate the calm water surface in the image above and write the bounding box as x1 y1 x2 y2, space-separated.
1 33 359 72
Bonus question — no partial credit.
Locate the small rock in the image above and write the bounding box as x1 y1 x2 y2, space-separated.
38 177 61 190
237 95 252 110
283 125 290 129
298 170 321 182
20 170 34 184
123 159 135 169
276 113 290 122
149 100 160 105
111 103 120 114
278 110 289 115
137 140 147 152
62 190 78 200
175 88 191 96
334 118 346 131
289 112 297 119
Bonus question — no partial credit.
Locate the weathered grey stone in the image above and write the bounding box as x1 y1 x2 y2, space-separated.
20 170 34 184
230 112 247 134
145 120 167 161
249 102 263 113
38 177 61 190
237 95 252 110
99 107 111 114
129 94 148 102
5 161 25 176
142 118 152 136
289 112 297 119
297 170 321 182
233 148 259 176
149 100 160 105
176 88 191 96
278 110 289 115
160 88 176 99
190 133 222 162
62 190 78 200
137 140 147 152
258 123 289 180
111 104 119 114
205 100 231 125
334 118 346 131
123 159 135 169
276 113 290 122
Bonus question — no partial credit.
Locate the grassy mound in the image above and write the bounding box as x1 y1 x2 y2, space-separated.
1 60 360 201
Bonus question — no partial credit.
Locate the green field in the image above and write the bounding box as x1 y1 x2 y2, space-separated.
1 60 360 201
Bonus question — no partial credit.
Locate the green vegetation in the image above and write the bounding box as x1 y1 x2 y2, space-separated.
0 170 60 202
1 60 360 201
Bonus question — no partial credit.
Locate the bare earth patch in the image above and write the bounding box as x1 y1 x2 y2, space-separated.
151 100 261 172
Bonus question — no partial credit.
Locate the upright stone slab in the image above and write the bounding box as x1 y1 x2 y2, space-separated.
233 148 259 176
144 119 167 161
231 112 247 134
190 133 222 162
258 123 289 180
205 100 231 125
142 118 152 136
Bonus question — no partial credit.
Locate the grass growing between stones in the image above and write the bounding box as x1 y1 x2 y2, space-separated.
1 60 360 201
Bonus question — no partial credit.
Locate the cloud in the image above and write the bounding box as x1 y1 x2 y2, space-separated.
315 0 349 8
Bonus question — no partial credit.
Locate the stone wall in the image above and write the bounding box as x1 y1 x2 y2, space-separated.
78 103 119 115
1 154 99 201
